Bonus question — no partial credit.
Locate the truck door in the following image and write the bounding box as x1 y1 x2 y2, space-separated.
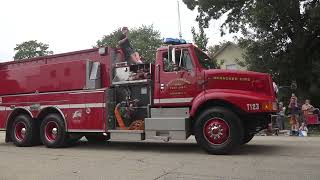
154 47 197 106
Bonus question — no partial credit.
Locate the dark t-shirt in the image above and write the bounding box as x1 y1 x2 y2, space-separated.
119 33 132 50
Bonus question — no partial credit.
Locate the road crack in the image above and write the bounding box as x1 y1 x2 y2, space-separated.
153 165 182 180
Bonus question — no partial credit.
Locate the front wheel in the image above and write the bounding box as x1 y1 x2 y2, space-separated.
194 107 243 155
40 114 67 148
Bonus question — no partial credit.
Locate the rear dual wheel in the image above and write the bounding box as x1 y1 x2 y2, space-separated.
11 114 39 147
11 113 80 148
40 114 67 148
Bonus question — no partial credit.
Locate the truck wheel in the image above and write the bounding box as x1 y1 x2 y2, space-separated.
40 114 67 148
242 134 254 144
11 114 37 147
85 134 110 143
194 107 243 155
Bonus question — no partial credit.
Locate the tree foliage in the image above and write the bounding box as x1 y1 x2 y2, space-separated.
14 40 53 60
191 18 221 69
183 0 320 104
191 26 208 51
96 25 162 63
191 12 209 51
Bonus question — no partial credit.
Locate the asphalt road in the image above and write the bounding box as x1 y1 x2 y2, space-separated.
0 132 320 180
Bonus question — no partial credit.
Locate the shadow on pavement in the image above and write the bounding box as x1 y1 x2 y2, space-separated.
68 140 283 156
73 140 204 154
236 144 284 155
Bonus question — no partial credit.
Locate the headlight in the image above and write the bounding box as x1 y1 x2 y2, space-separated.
272 102 278 111
273 82 279 94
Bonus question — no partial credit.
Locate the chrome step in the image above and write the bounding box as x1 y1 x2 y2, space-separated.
150 107 189 118
108 130 145 141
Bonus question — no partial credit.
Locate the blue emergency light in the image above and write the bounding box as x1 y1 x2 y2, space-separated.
163 38 186 45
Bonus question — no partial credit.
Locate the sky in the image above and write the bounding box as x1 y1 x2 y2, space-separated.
0 0 237 62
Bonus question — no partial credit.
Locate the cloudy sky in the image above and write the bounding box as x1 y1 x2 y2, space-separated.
0 0 236 62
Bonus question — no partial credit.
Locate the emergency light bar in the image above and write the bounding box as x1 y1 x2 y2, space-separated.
163 38 186 45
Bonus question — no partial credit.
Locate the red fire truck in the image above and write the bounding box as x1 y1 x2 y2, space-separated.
0 42 277 154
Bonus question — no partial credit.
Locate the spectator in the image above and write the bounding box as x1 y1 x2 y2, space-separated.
298 122 308 137
276 102 286 130
302 99 314 116
289 93 298 135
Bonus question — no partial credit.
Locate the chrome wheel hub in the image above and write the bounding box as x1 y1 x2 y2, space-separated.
208 124 224 140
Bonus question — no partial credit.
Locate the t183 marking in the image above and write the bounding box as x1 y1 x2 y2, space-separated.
247 103 259 111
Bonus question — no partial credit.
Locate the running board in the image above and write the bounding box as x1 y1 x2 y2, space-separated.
108 130 145 141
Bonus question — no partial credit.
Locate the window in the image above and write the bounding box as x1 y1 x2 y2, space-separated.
194 47 215 69
163 49 193 72
180 50 193 70
226 64 237 70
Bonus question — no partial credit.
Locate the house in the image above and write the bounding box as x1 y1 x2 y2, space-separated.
212 42 247 70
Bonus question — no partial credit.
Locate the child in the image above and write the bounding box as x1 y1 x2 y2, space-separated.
298 122 308 137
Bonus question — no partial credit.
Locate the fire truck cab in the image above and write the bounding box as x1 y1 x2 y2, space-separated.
0 40 277 154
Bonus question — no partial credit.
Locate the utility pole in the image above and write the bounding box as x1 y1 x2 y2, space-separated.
177 0 183 39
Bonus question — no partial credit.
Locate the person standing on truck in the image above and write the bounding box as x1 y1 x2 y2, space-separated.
118 27 143 64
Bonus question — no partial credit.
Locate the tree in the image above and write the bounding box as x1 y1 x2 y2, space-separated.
183 0 320 105
14 40 53 60
96 25 162 63
191 17 221 69
191 26 208 51
191 12 209 51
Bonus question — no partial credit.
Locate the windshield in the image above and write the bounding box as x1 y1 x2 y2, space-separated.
194 47 216 69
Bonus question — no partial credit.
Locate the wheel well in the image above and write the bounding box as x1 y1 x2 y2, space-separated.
194 100 244 118
37 107 67 131
192 99 245 130
5 108 33 142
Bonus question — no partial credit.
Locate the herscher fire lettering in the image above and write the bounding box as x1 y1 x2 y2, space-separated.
210 76 251 82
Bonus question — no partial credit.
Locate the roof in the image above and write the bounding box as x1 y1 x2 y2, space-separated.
211 42 232 59
0 47 115 67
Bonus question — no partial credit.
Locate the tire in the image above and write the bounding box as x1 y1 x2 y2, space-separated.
11 114 38 147
242 133 254 144
40 114 67 148
85 134 110 143
194 107 243 155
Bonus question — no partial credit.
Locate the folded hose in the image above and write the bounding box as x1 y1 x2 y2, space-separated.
114 103 127 130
